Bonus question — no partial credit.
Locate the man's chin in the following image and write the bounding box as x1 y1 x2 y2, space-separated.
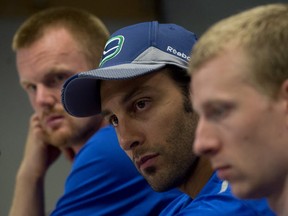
231 181 264 199
43 129 72 148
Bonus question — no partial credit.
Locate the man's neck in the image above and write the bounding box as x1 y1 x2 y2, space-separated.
66 119 108 160
268 177 288 216
179 157 213 198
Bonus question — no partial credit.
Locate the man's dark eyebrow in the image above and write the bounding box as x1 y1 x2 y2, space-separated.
122 85 152 105
101 85 153 117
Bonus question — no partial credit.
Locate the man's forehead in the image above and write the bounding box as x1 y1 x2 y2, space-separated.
101 72 157 90
100 73 164 106
101 78 151 100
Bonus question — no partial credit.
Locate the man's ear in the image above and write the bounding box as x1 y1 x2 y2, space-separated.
281 79 288 97
280 79 288 116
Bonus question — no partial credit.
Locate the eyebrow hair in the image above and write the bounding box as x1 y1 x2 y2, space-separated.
44 68 74 78
123 85 154 104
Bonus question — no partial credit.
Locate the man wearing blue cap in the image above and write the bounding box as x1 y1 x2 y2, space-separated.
62 21 275 215
9 9 181 216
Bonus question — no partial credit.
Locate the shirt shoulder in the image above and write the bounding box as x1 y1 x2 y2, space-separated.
160 173 276 216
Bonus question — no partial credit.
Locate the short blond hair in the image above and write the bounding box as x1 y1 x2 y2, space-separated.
189 3 288 98
12 7 109 68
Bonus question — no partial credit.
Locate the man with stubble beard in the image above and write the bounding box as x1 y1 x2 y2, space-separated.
9 8 181 216
62 21 275 215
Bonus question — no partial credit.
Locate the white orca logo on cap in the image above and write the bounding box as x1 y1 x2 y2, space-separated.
99 35 125 67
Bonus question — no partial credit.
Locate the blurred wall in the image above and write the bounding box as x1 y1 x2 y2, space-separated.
0 0 286 215
161 0 288 36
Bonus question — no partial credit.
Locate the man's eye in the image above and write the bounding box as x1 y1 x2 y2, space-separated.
25 84 37 93
53 74 67 85
136 100 146 109
55 74 67 82
109 115 119 127
135 99 150 111
206 104 234 120
210 108 226 119
47 74 69 87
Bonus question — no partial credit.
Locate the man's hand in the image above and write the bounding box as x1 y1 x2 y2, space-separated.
9 113 62 216
19 113 61 178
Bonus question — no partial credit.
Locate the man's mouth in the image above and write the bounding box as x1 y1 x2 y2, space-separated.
44 114 65 128
214 165 232 180
135 153 159 171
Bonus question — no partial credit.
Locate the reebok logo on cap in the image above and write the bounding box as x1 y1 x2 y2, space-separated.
166 46 190 61
62 21 198 117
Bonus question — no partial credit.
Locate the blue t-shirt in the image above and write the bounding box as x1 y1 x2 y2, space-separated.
50 125 181 216
160 173 275 216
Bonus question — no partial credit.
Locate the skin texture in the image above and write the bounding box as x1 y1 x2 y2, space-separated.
9 27 104 216
101 69 212 196
191 47 288 214
17 27 102 151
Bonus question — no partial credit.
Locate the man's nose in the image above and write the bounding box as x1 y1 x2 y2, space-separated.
193 118 220 157
35 85 57 109
117 117 143 151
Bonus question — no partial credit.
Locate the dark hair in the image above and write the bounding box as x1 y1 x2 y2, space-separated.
165 65 193 113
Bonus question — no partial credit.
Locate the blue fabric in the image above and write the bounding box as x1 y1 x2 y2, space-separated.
62 22 198 118
100 21 197 68
160 173 276 216
50 125 181 216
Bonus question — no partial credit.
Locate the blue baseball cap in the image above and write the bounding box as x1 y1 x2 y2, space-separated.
62 21 197 117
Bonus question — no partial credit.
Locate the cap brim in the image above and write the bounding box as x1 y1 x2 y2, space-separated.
62 63 166 117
